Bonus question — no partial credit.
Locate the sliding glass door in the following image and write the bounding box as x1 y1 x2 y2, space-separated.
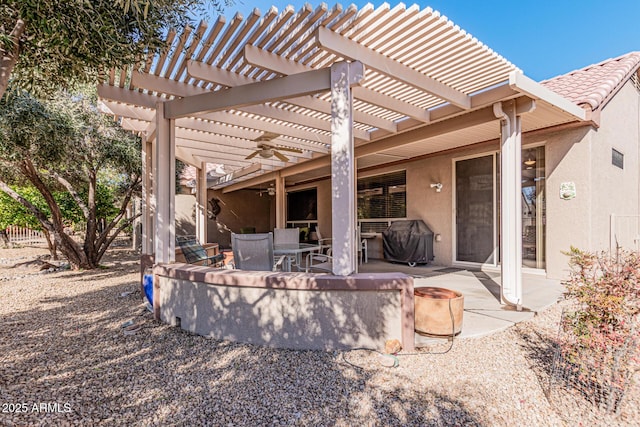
455 155 496 264
455 148 546 269
521 146 546 269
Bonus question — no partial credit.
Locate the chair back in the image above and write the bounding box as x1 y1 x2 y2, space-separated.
274 228 299 245
357 225 368 263
231 232 275 271
176 235 207 263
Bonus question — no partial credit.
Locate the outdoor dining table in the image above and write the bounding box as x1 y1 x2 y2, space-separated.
274 243 321 272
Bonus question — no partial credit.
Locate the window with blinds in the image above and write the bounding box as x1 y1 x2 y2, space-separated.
357 170 406 220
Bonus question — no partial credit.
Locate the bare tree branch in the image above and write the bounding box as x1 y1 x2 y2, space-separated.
47 171 90 219
96 175 140 249
97 213 141 261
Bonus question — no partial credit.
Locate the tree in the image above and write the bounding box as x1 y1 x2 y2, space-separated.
0 186 42 248
0 87 141 269
0 0 223 98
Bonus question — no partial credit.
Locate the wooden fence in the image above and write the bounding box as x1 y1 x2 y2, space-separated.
4 226 47 244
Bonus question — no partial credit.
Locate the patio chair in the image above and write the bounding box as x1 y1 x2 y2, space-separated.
305 251 333 273
231 232 285 271
274 227 299 245
315 227 332 254
175 235 225 267
274 227 300 269
358 226 368 264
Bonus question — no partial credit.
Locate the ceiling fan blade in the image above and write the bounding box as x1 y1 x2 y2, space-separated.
273 151 289 162
245 151 259 160
275 146 303 153
255 132 280 142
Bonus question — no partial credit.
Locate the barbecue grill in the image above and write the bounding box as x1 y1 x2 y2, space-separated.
382 220 434 266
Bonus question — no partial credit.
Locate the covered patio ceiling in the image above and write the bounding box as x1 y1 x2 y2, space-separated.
97 2 587 191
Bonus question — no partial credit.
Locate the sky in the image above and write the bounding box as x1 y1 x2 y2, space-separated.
210 0 640 81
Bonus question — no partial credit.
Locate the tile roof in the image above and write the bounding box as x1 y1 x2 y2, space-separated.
541 51 640 111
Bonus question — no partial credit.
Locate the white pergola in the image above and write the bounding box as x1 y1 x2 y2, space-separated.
98 3 587 306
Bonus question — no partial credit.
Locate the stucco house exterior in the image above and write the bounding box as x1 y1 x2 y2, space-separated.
98 3 640 315
175 52 640 281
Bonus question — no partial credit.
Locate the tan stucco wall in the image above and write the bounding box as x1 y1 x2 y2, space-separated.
535 126 592 279
157 271 409 350
590 83 640 250
175 194 197 236
174 190 273 249
538 81 640 279
160 278 402 350
205 188 272 249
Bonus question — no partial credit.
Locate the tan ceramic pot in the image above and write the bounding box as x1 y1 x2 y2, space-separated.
414 287 464 336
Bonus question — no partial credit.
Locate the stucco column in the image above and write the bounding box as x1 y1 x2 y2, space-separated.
141 139 154 255
154 102 176 263
196 161 208 244
494 99 535 308
275 172 286 229
330 61 365 276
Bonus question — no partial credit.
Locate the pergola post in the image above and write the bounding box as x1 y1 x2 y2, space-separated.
275 171 286 229
196 161 208 243
494 99 535 308
154 102 176 263
141 139 154 254
330 61 365 276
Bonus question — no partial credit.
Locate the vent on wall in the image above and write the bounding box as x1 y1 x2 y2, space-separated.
612 148 624 169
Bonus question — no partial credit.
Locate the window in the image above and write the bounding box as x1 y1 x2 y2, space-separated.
287 188 317 221
612 148 624 169
357 170 406 225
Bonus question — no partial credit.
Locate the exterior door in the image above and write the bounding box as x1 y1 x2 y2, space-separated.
455 155 496 264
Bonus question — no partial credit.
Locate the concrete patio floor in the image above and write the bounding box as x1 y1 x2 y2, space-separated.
358 260 565 346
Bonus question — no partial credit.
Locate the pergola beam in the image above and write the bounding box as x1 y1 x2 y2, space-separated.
98 84 159 109
196 110 332 145
315 27 471 110
133 70 347 141
98 86 333 149
163 67 335 119
244 46 430 124
175 142 291 168
175 147 250 169
100 100 155 122
187 58 395 135
216 163 263 185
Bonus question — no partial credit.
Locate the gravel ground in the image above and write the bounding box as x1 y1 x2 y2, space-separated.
1 246 638 426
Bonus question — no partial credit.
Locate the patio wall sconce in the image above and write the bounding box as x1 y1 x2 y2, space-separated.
523 151 536 168
430 183 443 192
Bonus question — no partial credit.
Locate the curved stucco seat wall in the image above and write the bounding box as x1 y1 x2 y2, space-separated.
152 264 415 351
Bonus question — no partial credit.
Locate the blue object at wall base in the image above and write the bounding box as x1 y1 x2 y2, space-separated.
143 274 153 307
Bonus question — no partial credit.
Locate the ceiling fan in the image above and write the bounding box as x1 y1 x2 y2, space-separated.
245 132 302 162
258 184 276 197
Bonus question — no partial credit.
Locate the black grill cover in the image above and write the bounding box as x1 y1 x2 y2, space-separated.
383 220 434 264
